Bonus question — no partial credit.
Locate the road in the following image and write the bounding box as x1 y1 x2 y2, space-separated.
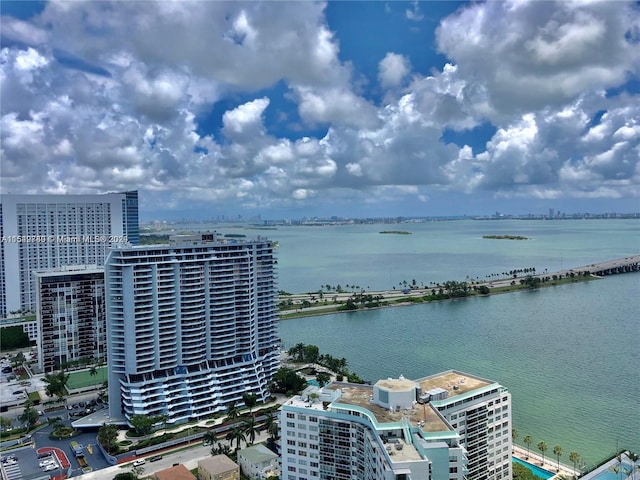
74 431 270 479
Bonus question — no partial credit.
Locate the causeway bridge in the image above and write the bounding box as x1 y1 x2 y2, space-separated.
571 255 640 277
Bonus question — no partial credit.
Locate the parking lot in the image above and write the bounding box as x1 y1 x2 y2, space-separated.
0 445 67 480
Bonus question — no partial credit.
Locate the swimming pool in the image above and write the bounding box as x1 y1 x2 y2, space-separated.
585 463 633 480
307 379 320 387
513 457 555 479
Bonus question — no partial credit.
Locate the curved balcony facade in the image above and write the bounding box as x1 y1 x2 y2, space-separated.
106 236 279 425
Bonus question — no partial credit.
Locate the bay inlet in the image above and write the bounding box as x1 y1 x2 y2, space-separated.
269 219 640 468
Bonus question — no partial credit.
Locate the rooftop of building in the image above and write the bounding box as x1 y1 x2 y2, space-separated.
198 454 239 475
416 370 494 399
375 376 416 392
324 383 452 433
238 443 278 463
154 464 197 480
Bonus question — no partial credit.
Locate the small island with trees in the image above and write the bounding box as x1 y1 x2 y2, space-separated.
483 235 529 240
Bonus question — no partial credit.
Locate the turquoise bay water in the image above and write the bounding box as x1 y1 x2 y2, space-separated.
279 274 640 467
513 458 554 479
267 219 640 468
272 219 639 294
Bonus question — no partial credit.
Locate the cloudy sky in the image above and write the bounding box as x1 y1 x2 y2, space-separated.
1 1 639 220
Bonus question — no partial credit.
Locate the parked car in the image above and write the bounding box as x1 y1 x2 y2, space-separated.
39 460 55 468
44 464 57 472
133 459 146 466
149 455 163 462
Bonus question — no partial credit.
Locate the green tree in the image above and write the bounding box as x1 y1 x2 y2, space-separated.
270 367 307 395
203 430 217 446
113 473 137 480
225 425 246 452
538 441 548 466
98 424 119 454
512 428 518 446
263 412 279 441
43 369 70 405
553 445 563 472
522 275 542 289
315 371 331 387
211 442 231 456
243 416 260 445
513 462 541 480
569 452 580 475
303 344 320 363
524 435 533 459
129 414 155 436
11 352 26 368
288 343 306 362
226 403 239 422
89 363 98 379
18 400 39 430
157 413 168 434
0 416 13 431
242 392 258 417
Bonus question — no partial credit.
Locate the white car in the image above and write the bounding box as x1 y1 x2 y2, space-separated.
44 464 57 472
39 460 55 468
133 459 146 466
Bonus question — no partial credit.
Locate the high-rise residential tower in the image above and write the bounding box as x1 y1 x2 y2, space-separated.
280 377 468 480
105 234 279 425
280 371 511 480
0 191 139 317
33 266 106 373
417 371 512 480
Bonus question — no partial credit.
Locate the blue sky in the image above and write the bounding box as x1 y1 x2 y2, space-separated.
1 1 639 220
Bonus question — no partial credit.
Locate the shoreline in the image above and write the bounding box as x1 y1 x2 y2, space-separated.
279 255 640 321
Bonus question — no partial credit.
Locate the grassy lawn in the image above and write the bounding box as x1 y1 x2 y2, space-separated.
66 366 107 390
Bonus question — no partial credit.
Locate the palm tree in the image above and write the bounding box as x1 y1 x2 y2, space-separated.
569 452 581 475
263 412 279 441
43 369 70 406
243 416 260 445
538 441 548 467
553 445 563 472
202 430 217 446
524 435 533 460
512 429 518 452
226 403 239 422
157 414 168 434
242 392 258 417
225 426 246 452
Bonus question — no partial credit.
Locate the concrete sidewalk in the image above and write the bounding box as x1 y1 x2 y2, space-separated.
513 445 578 479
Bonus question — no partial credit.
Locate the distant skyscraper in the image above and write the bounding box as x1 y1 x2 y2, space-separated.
0 191 139 317
105 234 279 425
33 266 106 373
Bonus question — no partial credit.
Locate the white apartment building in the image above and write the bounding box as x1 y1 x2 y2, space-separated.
33 266 106 373
105 234 279 425
0 191 139 317
417 371 512 480
280 377 468 480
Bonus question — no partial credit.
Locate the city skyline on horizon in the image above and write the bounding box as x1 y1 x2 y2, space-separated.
1 1 638 219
